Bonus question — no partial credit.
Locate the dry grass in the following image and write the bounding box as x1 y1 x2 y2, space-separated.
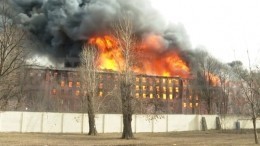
0 130 258 146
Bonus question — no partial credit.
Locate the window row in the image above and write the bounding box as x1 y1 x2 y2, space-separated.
183 102 199 108
60 81 81 88
135 77 179 85
52 88 80 96
135 93 175 100
51 88 103 97
135 85 179 93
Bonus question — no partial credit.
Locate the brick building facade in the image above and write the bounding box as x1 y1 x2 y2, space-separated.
24 67 200 114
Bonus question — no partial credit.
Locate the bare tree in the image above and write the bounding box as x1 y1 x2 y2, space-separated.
112 13 136 139
0 0 31 110
78 44 98 135
232 61 260 144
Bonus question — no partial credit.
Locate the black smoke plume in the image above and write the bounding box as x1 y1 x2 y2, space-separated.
10 0 191 63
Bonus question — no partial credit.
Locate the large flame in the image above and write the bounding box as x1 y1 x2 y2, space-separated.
88 34 190 78
206 72 220 86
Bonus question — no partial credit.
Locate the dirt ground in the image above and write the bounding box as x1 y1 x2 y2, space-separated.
0 130 258 146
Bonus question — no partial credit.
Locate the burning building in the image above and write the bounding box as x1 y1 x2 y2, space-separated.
23 33 201 114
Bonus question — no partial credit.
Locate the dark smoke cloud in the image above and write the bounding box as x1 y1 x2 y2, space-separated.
10 0 191 62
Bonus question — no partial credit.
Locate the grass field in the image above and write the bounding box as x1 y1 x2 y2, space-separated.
0 130 258 146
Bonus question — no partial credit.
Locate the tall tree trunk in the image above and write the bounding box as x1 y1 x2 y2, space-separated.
252 116 259 144
122 113 133 139
121 82 134 139
87 95 97 135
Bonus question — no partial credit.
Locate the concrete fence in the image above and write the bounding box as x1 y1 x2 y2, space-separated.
0 111 259 133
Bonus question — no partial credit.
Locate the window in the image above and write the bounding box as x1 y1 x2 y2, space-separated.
169 87 173 92
142 86 146 91
136 93 139 98
136 77 140 82
156 78 159 83
157 94 160 98
175 87 179 93
68 81 73 88
169 94 173 100
68 89 72 95
98 91 103 97
61 81 65 87
61 89 65 95
76 82 80 87
162 78 166 83
136 85 139 91
99 91 103 97
143 93 146 98
150 94 153 99
142 77 146 83
163 87 166 92
190 103 192 108
196 96 199 100
173 79 179 85
75 90 80 96
149 86 153 91
183 102 187 108
196 103 199 107
52 88 57 95
163 94 166 100
168 79 172 84
99 83 103 89
54 72 58 77
156 86 159 92
149 78 153 84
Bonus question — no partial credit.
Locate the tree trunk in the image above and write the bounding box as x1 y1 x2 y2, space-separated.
122 113 133 139
87 95 97 135
252 117 259 144
121 81 134 139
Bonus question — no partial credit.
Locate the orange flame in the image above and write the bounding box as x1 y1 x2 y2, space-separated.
206 72 220 86
88 34 190 78
89 35 125 71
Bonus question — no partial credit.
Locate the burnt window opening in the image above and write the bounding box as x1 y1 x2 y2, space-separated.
52 88 57 95
183 102 187 108
142 77 146 83
75 90 80 96
61 81 65 87
76 82 80 87
68 81 73 88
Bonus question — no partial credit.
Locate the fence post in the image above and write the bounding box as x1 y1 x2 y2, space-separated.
216 117 221 130
201 117 208 131
81 113 84 134
166 114 169 132
61 113 64 133
121 114 123 132
152 116 154 133
20 112 23 133
40 112 44 132
102 114 105 133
